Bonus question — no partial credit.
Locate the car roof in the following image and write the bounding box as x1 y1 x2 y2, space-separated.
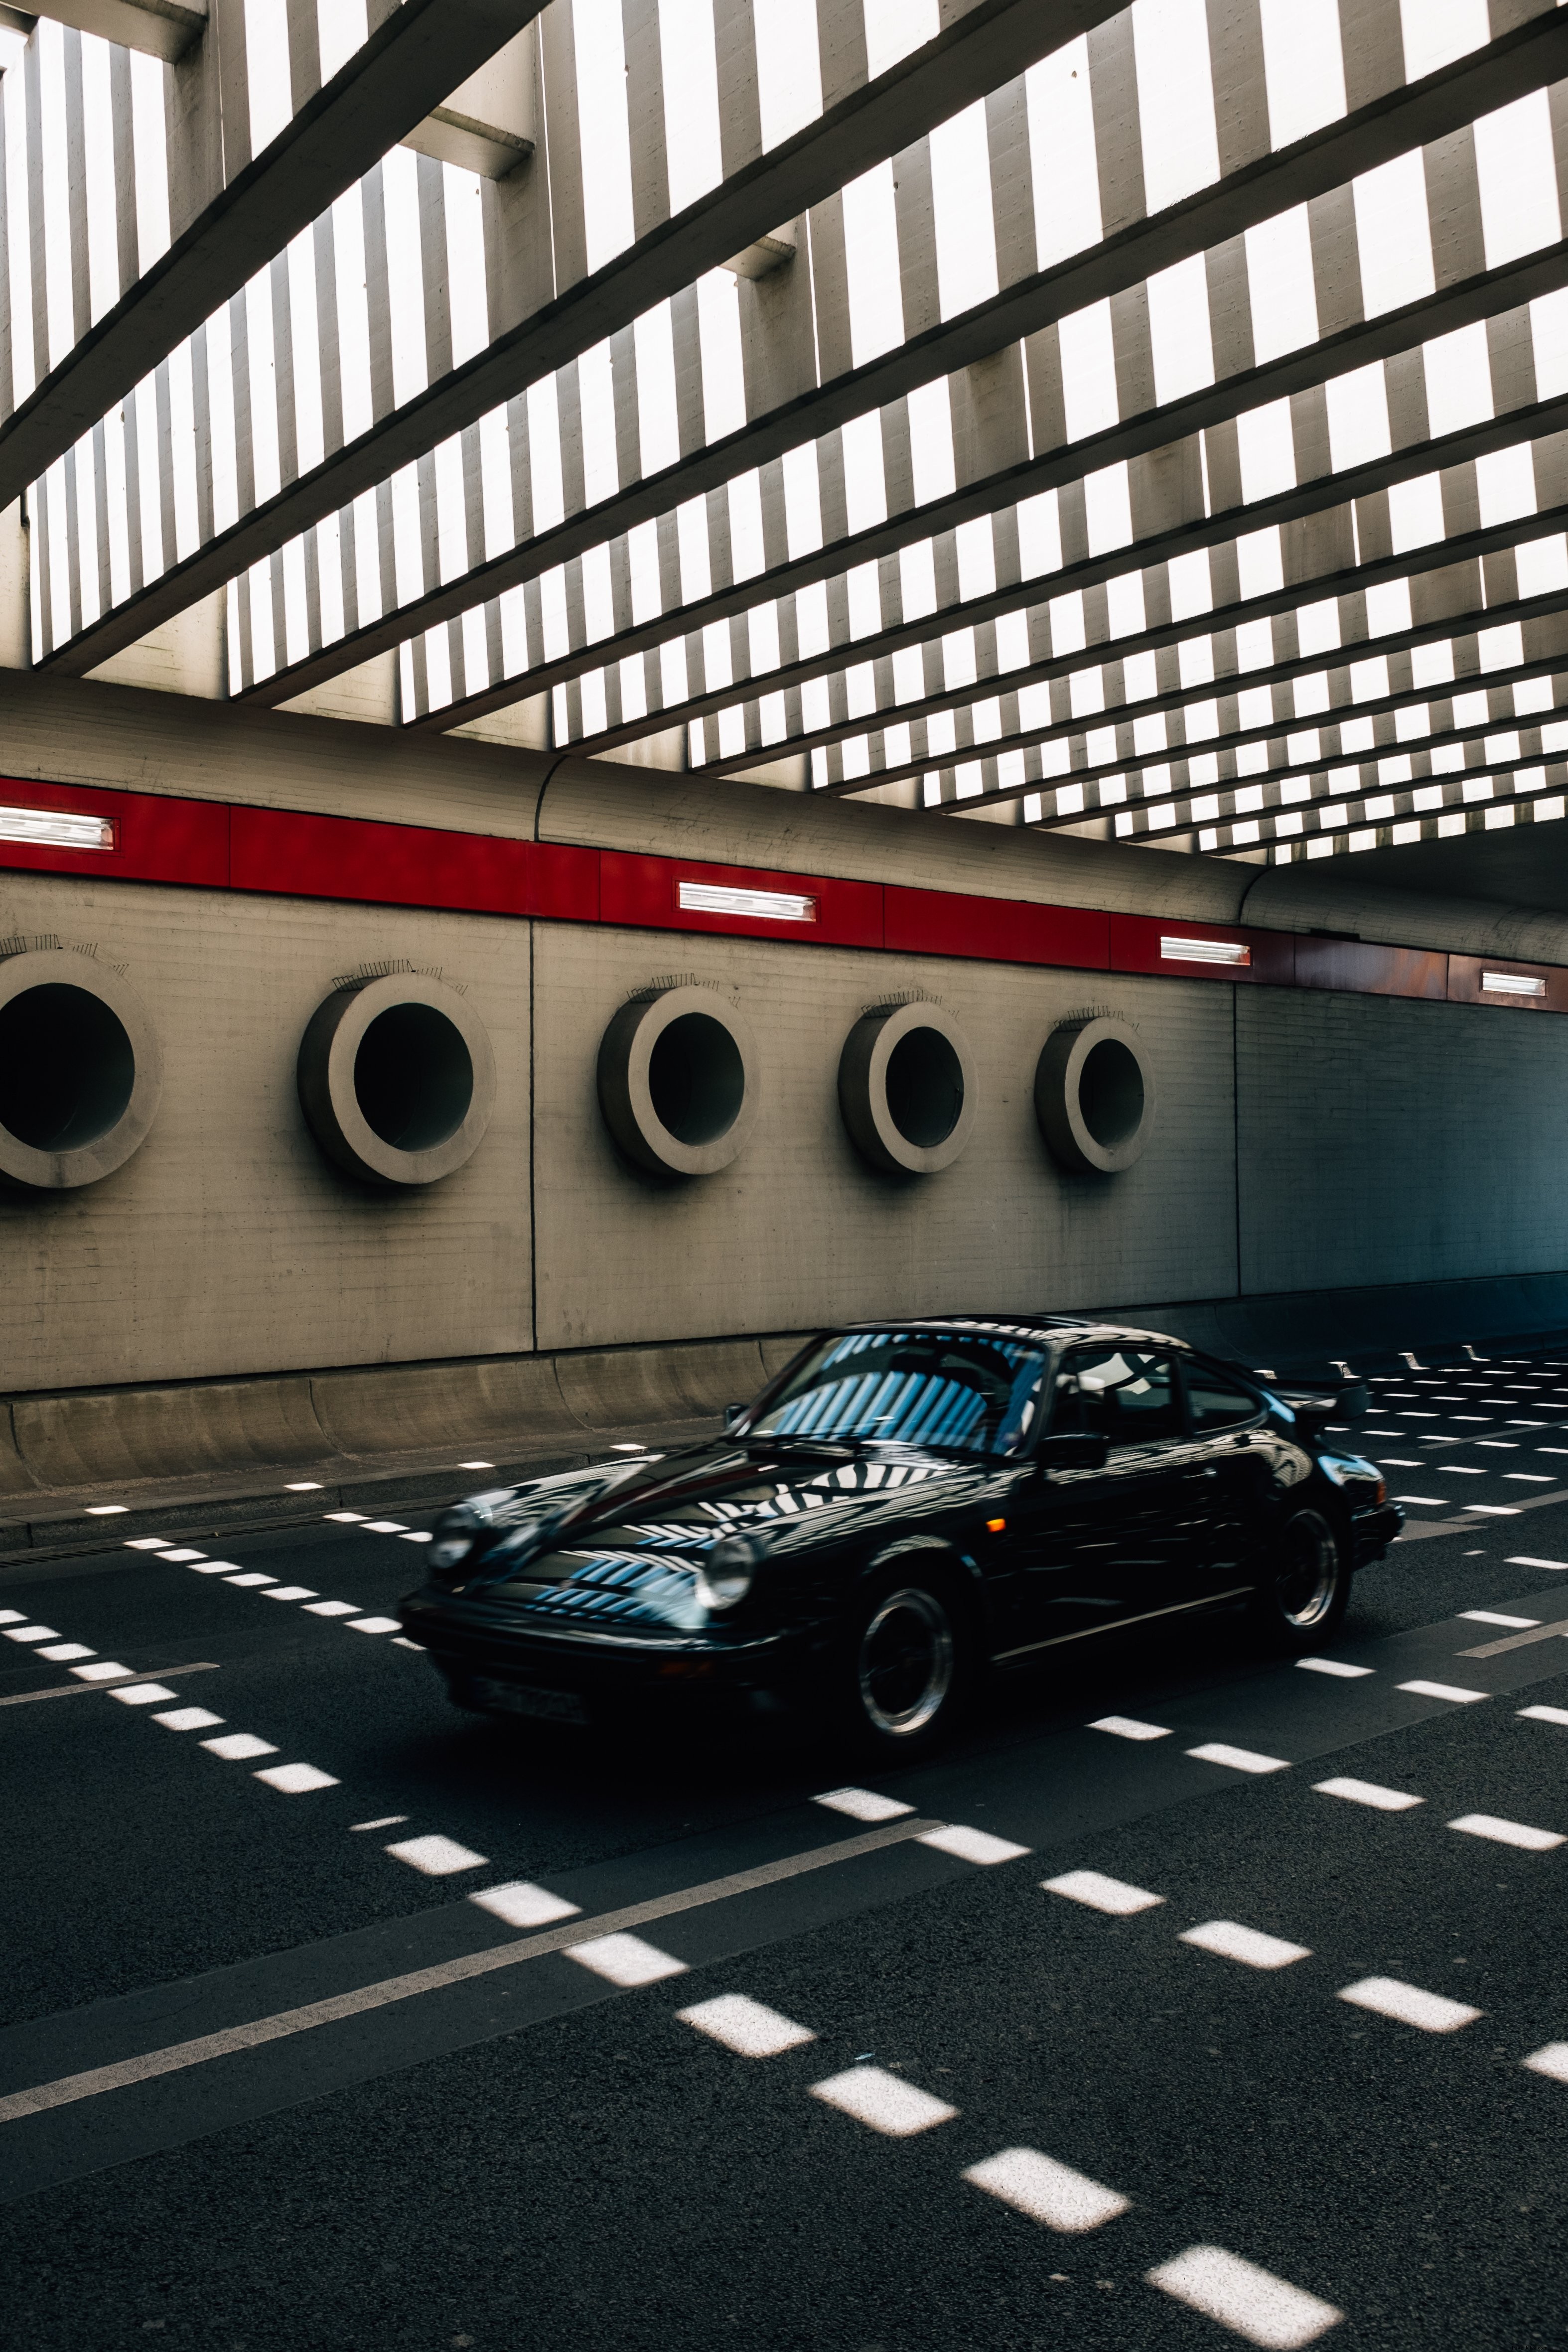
840 1315 1197 1354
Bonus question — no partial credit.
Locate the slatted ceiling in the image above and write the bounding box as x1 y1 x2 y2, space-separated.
376 107 1568 747
34 0 1563 696
27 0 1127 682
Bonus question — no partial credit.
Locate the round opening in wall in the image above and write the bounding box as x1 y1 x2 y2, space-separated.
597 986 759 1177
883 1024 965 1151
1035 1017 1155 1175
838 1002 977 1176
0 984 135 1150
354 1003 474 1152
0 951 162 1192
646 1011 746 1148
297 972 496 1188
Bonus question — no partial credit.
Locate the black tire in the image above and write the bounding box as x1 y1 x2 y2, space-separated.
1248 1507 1350 1653
828 1560 975 1760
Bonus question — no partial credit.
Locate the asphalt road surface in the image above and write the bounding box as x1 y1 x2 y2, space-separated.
4 1351 1568 2351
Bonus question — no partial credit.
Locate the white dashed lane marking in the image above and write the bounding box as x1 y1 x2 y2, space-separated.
916 1825 1030 1865
1089 1715 1172 1739
4 1627 59 1643
964 2147 1130 2234
1179 1921 1312 1971
678 1995 816 2058
1314 1778 1424 1811
1460 1611 1540 1627
1044 1870 1164 1916
202 1732 278 1761
812 1788 913 1822
1447 1813 1565 1851
1520 1704 1568 1726
1399 1680 1489 1703
809 2066 957 2138
566 1934 687 1988
469 1882 581 1929
1337 1978 1482 2034
1147 2246 1343 2349
1523 2044 1568 2084
262 1585 318 1602
108 1683 178 1707
385 1834 488 1877
1295 1658 1373 1678
254 1763 340 1795
153 1707 224 1732
1186 1743 1290 1775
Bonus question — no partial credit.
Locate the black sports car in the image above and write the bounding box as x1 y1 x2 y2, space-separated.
399 1318 1401 1758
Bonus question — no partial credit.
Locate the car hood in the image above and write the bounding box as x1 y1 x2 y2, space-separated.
444 1441 983 1627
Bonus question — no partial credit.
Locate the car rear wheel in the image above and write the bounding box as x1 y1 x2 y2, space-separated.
831 1565 973 1759
1249 1507 1350 1653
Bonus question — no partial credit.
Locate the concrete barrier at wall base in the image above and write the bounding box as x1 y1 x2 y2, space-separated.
11 1376 328 1490
311 1356 581 1458
0 1405 39 1498
552 1338 771 1429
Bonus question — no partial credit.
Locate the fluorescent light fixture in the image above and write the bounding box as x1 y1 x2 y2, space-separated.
678 879 818 922
0 802 115 850
85 1504 129 1515
1160 936 1251 966
1481 971 1546 996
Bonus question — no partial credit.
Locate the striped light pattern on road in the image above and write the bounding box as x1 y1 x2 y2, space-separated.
385 1835 488 1876
566 1934 688 1987
254 1763 340 1794
1338 1978 1482 2033
1186 1743 1290 1774
964 2147 1129 2233
1314 1778 1424 1811
1147 2246 1343 2348
1447 1813 1565 1851
916 1825 1029 1866
1179 1921 1312 1970
809 2067 957 2138
677 1996 816 2057
1043 1871 1164 1916
469 1882 581 1929
1088 1716 1172 1740
812 1788 914 1821
1399 1680 1489 1703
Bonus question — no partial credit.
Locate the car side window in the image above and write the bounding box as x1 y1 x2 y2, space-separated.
1185 1363 1264 1434
1050 1348 1182 1448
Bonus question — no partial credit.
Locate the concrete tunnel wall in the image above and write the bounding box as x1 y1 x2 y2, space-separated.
2 670 1568 1487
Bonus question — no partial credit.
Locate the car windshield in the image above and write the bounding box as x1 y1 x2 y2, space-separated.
749 1329 1050 1458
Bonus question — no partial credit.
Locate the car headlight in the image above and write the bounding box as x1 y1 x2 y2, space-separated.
428 1489 513 1577
695 1534 760 1612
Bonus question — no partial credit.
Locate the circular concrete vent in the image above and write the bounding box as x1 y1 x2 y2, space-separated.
0 948 162 1190
1035 1016 1154 1174
597 985 758 1176
838 1002 976 1176
297 972 496 1187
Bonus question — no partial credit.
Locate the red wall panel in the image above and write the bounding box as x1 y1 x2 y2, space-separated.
598 851 883 947
1110 913 1295 986
229 806 532 915
884 886 1109 970
0 776 228 886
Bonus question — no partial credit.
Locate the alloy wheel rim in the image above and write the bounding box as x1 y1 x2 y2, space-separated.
1276 1514 1339 1629
857 1586 954 1735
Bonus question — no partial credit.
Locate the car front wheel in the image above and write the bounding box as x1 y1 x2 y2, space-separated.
1249 1507 1350 1652
831 1566 973 1759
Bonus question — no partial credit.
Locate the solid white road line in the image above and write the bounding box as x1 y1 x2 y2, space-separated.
566 1933 687 1987
470 1882 581 1929
812 1788 914 1822
1338 1978 1481 2033
1314 1777 1424 1811
1044 1870 1164 1916
1522 2043 1568 2083
964 2146 1129 2233
0 1817 943 2126
202 1733 278 1761
809 2067 956 2137
1519 1704 1568 1726
385 1834 488 1876
916 1825 1030 1865
677 1995 816 2057
253 1763 339 1794
1147 2245 1343 2349
1295 1659 1373 1678
1088 1715 1172 1740
1447 1812 1565 1851
1187 1743 1290 1774
1399 1680 1489 1703
1179 1921 1312 1970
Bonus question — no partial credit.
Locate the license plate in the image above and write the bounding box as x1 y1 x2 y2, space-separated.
473 1676 590 1725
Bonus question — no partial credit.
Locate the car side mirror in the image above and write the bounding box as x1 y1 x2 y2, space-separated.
1039 1433 1110 1472
724 1402 747 1432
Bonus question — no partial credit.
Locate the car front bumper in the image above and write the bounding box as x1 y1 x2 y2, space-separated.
1349 1502 1404 1565
398 1587 817 1718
